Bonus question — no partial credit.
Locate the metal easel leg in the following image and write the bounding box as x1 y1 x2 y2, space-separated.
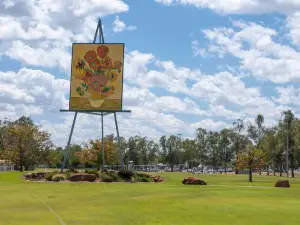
114 112 124 168
101 112 105 170
61 112 78 172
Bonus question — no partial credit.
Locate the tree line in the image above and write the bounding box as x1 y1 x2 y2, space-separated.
1 110 300 182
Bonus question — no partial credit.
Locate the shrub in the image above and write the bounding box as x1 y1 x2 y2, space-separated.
108 171 119 181
45 171 58 181
118 169 134 180
134 173 153 182
66 171 71 180
84 169 100 178
52 174 66 182
100 171 119 182
100 173 114 182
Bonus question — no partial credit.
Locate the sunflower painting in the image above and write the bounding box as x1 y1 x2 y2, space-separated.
70 43 124 110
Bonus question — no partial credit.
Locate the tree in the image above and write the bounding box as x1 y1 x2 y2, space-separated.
159 135 168 163
232 119 245 174
282 110 296 177
182 139 197 166
219 129 233 173
76 147 98 168
148 141 159 164
126 136 139 164
136 136 148 165
78 135 119 168
292 119 300 171
260 128 277 176
247 114 265 175
236 145 265 182
166 135 177 172
275 121 286 176
66 144 82 168
195 128 208 172
206 131 221 172
1 116 53 172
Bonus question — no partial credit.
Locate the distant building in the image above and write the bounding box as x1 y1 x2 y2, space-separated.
0 160 14 171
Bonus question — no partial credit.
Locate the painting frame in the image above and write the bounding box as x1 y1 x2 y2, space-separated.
69 43 125 111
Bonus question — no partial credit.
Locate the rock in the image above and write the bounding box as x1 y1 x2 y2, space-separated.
182 177 207 185
69 173 97 182
151 175 166 183
275 180 290 188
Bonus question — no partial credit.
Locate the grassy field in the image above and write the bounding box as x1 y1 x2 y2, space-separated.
0 171 300 225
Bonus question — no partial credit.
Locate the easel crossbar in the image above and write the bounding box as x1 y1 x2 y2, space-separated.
60 109 131 113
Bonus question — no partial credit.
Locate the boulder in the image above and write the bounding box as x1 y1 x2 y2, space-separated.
182 177 207 185
69 173 97 182
151 175 165 183
275 180 290 188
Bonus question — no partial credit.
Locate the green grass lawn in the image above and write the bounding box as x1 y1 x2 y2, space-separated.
0 171 300 225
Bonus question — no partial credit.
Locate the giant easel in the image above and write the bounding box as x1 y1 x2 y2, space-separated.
60 19 131 172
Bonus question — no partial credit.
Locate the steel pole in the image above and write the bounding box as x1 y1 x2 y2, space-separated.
61 112 78 172
101 113 104 170
114 113 124 168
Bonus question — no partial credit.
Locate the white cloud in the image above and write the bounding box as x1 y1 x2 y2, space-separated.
154 0 300 15
112 16 137 32
208 105 243 120
201 21 300 83
274 86 300 107
190 71 273 108
124 52 202 94
0 68 69 115
6 41 71 72
125 50 283 124
287 12 300 47
0 0 129 70
123 84 207 116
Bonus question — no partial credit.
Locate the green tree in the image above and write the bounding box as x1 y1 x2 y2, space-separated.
206 131 221 172
1 116 53 172
232 119 245 174
282 110 295 177
247 114 265 174
166 135 177 172
126 136 139 164
159 135 168 163
219 129 233 173
195 128 208 172
236 145 265 182
260 128 277 176
182 139 197 166
148 140 159 164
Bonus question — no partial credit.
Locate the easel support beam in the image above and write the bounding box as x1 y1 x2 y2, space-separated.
61 112 78 172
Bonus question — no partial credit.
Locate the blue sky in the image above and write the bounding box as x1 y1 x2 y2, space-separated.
1 0 300 146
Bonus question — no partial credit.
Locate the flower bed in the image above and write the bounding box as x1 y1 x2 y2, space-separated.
24 170 166 183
